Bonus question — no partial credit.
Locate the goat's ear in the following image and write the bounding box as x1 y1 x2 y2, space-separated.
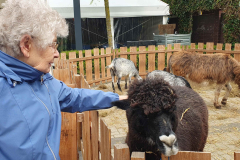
111 99 130 110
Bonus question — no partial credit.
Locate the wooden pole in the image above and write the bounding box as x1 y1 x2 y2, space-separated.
131 152 145 160
114 144 130 160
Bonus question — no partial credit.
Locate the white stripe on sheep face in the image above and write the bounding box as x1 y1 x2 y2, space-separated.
160 134 178 156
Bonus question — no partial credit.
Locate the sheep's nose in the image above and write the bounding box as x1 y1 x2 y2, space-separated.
159 134 177 147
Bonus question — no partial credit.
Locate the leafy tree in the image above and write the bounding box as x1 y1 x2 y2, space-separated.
91 0 113 48
162 0 240 44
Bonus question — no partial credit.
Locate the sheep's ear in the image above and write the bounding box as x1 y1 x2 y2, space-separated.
111 100 130 110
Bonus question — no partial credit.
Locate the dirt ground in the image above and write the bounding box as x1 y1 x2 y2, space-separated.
92 81 240 160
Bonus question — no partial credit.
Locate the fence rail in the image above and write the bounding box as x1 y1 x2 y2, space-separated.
55 42 240 86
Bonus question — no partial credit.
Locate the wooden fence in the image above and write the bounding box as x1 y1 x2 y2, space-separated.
53 42 240 160
52 61 89 160
58 42 240 86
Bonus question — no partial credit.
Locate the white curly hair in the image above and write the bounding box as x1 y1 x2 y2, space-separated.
0 0 69 57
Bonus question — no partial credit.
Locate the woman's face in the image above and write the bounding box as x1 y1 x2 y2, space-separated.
30 37 59 73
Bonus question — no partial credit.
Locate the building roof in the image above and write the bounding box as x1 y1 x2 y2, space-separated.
47 0 169 18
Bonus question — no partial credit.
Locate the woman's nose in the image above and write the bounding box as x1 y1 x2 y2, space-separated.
54 49 59 58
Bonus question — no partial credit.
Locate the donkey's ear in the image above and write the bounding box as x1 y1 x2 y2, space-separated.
111 99 131 110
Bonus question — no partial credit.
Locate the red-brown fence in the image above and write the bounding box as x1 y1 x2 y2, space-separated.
53 42 240 160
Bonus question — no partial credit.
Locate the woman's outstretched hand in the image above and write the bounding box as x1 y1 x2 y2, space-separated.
119 95 128 100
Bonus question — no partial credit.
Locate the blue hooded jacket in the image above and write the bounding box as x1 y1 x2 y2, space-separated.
0 51 119 160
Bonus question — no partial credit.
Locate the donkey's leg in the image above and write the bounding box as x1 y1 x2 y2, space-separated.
214 85 223 109
221 82 232 105
117 77 122 92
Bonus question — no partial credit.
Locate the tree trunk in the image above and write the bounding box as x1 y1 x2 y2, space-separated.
104 0 113 48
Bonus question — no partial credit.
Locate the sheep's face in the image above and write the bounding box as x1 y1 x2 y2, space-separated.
126 105 179 157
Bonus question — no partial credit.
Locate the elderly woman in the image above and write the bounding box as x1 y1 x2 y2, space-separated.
0 0 127 160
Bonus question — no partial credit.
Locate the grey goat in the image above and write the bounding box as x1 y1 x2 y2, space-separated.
106 58 142 92
147 70 192 88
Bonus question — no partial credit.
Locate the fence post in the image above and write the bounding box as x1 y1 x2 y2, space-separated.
166 44 172 68
94 48 100 85
59 112 78 160
130 47 137 67
225 43 232 52
79 50 84 75
120 47 128 59
69 52 77 84
114 144 130 160
69 51 78 74
162 151 211 160
85 50 93 87
100 118 111 160
61 52 66 60
82 111 92 160
52 69 60 80
198 43 204 54
106 47 112 82
139 46 147 78
113 49 116 59
64 61 71 84
158 45 166 70
74 75 81 88
216 43 223 52
131 152 145 160
234 152 240 160
173 43 181 57
174 43 181 51
130 46 137 80
190 43 195 49
206 42 214 54
234 43 240 62
100 48 106 83
54 58 59 69
90 111 99 160
148 45 156 72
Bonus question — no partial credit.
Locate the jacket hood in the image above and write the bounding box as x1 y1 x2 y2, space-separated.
0 51 52 86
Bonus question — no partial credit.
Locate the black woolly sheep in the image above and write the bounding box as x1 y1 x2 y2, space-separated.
112 78 208 160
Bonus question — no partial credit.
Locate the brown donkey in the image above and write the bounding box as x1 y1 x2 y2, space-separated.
168 51 240 109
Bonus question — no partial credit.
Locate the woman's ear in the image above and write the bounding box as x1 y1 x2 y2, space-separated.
20 35 32 58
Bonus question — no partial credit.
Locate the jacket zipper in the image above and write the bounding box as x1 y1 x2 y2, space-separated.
30 86 57 160
41 74 44 84
43 83 54 113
